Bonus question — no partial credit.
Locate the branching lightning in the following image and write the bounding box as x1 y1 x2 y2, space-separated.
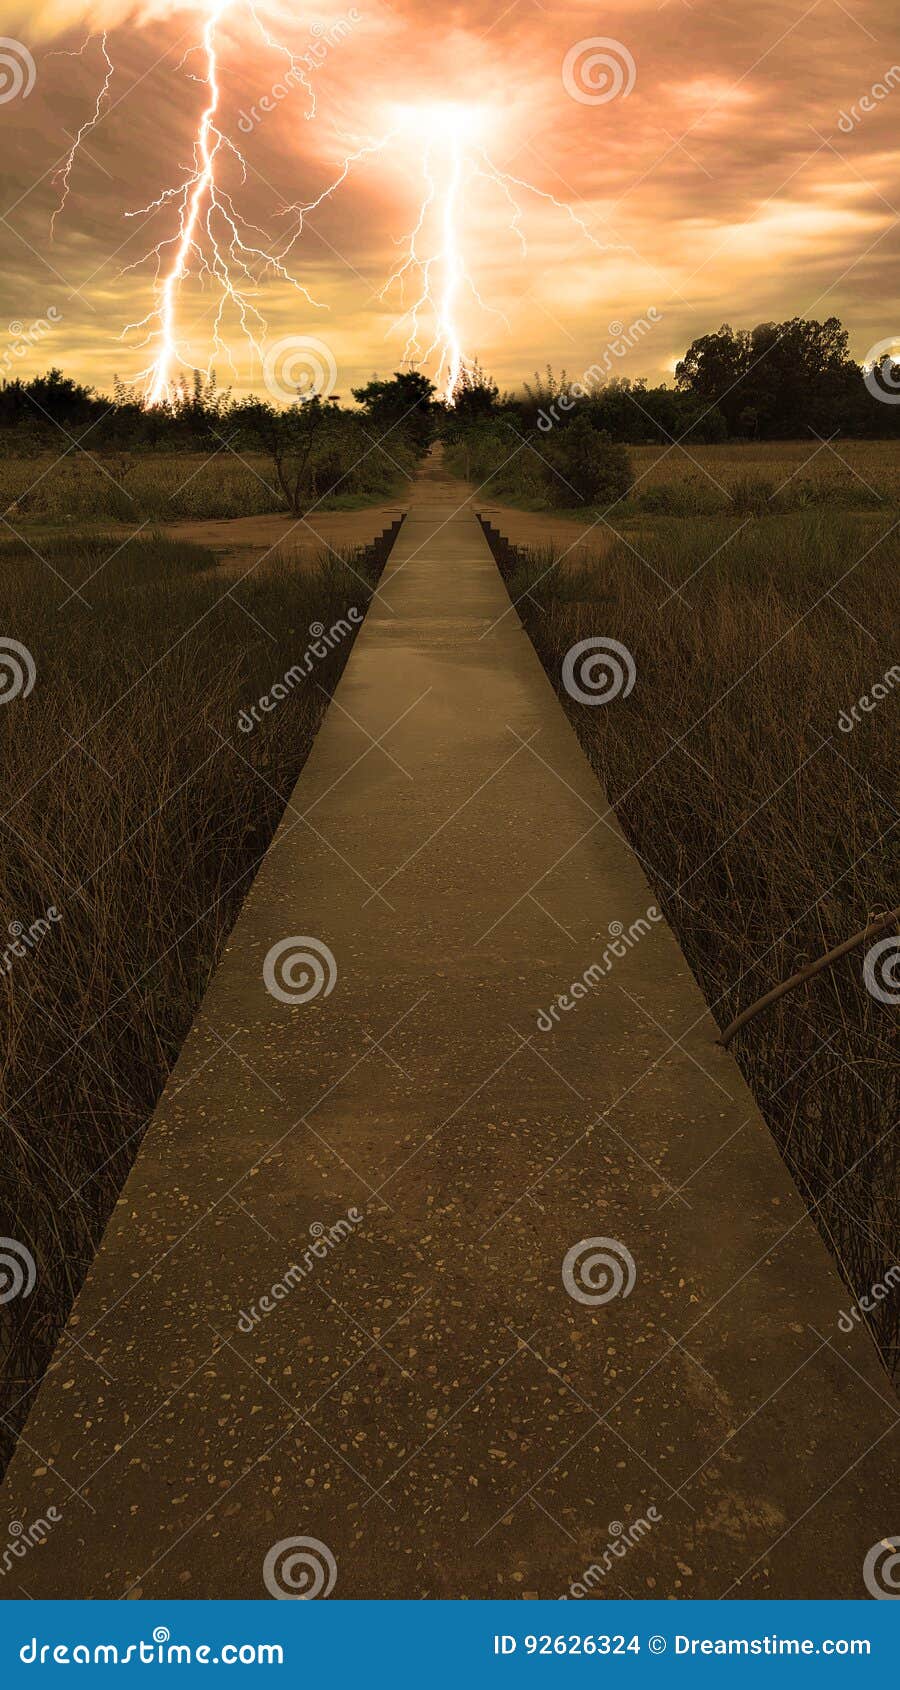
285 103 621 403
51 30 114 237
54 27 620 406
130 0 327 404
54 1 324 405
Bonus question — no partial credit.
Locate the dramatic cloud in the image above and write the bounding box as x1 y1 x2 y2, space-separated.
0 0 897 395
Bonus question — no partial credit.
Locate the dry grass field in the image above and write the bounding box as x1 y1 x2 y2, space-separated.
629 438 900 500
449 427 899 519
0 528 385 1475
490 496 900 1377
0 443 411 526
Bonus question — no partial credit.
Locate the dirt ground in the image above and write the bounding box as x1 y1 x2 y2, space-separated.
161 501 409 573
476 499 613 561
162 485 613 574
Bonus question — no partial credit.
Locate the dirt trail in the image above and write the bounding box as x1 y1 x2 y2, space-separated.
161 502 408 574
476 499 614 563
158 458 611 575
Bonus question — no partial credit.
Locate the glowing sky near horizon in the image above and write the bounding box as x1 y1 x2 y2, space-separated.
0 0 898 398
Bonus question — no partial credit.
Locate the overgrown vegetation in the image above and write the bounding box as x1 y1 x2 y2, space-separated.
487 510 899 1376
0 369 433 522
445 413 636 509
437 316 900 513
0 529 388 1475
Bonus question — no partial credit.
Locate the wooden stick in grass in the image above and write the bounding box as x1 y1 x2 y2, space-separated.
718 904 900 1047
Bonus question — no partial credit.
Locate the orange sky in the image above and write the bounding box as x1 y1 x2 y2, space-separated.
0 0 898 398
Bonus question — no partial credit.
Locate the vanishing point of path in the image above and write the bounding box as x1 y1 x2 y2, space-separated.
1 455 896 1600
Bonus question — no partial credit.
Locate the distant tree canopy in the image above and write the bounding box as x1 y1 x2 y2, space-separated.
0 367 234 451
674 316 881 438
503 316 896 444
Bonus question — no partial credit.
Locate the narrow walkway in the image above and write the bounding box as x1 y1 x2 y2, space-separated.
1 457 895 1600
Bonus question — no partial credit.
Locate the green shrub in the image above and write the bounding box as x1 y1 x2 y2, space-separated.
542 419 634 507
728 474 777 515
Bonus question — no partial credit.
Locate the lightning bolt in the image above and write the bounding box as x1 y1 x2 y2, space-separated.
51 31 115 239
55 39 621 407
131 0 326 406
290 105 622 404
380 127 471 402
53 2 325 406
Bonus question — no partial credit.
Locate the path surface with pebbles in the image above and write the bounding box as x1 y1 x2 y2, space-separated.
1 455 896 1601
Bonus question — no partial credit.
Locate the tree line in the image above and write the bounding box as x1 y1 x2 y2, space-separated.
0 317 897 462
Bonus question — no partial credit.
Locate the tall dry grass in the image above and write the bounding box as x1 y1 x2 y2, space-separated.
447 427 895 517
0 529 385 1472
493 509 900 1375
0 440 411 523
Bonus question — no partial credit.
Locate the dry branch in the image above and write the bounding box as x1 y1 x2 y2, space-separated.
718 905 900 1046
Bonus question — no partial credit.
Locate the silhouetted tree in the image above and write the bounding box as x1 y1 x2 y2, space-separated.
675 317 873 438
351 370 436 449
235 395 337 514
448 359 500 423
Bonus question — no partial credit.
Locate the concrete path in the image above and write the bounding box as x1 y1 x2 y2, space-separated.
1 456 896 1601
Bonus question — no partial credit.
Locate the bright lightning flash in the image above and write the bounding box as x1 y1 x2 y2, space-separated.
56 27 621 406
54 2 322 405
288 99 620 405
377 103 483 403
132 1 321 405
